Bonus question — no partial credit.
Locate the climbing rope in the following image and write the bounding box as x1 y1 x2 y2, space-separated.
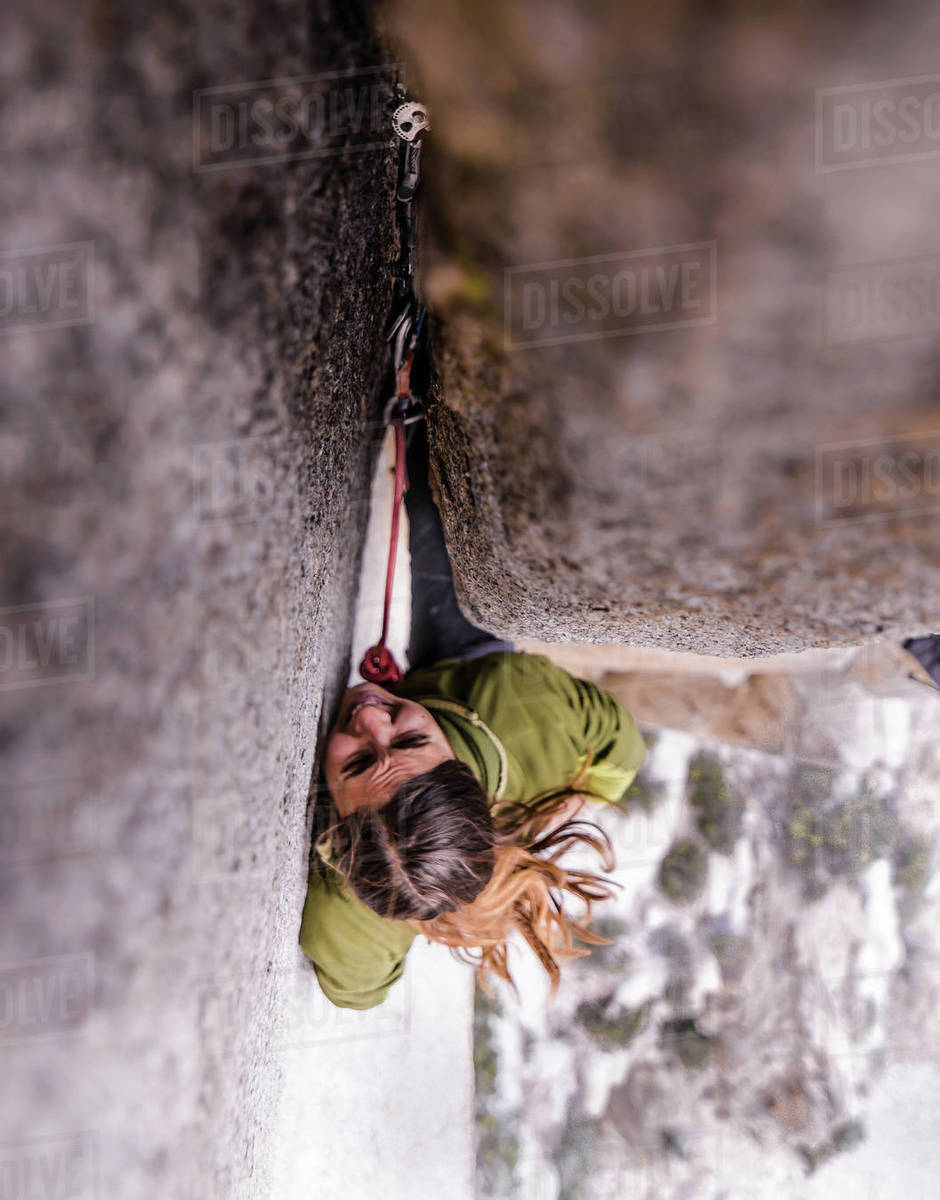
358 95 430 687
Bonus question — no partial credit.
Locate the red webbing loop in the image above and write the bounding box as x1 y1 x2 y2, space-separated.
395 348 414 401
358 413 410 685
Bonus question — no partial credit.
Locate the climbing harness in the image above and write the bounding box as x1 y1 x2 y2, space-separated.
358 93 431 687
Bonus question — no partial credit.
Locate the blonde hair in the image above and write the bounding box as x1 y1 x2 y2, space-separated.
407 752 623 999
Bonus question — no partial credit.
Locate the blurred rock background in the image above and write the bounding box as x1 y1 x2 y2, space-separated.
381 0 940 654
476 639 940 1199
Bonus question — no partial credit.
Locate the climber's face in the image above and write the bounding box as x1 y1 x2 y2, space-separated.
324 683 455 816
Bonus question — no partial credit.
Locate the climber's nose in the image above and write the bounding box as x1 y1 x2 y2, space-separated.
350 699 394 742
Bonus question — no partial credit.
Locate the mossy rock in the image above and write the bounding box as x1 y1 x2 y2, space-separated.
638 726 660 753
556 1114 607 1200
473 987 503 1100
709 931 750 982
798 1120 865 1174
474 983 504 1020
474 987 522 1198
658 839 708 905
651 926 693 972
893 833 931 921
794 767 837 806
584 916 631 973
785 787 898 884
664 978 690 1007
575 996 650 1050
650 926 693 1003
619 769 666 813
687 752 743 853
660 1018 712 1070
473 1024 499 1100
475 1108 521 1198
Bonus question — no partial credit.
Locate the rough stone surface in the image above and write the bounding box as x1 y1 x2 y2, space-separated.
1 2 401 1195
382 0 940 655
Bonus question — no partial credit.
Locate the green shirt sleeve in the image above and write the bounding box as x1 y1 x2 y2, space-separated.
506 653 645 805
299 866 417 1010
565 669 647 804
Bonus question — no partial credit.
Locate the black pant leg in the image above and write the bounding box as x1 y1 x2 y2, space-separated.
403 419 510 671
903 634 940 686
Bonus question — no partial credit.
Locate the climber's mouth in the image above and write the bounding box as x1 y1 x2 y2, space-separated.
342 689 393 731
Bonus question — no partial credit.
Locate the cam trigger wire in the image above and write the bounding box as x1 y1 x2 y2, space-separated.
358 95 430 687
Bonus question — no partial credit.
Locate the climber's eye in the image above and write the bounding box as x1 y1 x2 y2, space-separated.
342 733 431 777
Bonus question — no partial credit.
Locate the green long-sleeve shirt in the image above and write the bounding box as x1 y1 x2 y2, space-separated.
299 650 646 1009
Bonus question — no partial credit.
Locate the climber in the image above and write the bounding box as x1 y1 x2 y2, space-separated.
299 413 647 1010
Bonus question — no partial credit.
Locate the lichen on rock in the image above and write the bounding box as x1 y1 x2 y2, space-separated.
658 838 708 905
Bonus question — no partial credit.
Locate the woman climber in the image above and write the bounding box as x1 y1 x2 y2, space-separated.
299 413 647 1010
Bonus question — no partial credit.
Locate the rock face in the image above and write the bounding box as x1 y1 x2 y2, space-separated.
381 0 940 655
1 2 401 1195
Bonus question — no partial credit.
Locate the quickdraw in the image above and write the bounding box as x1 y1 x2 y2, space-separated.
358 94 430 687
